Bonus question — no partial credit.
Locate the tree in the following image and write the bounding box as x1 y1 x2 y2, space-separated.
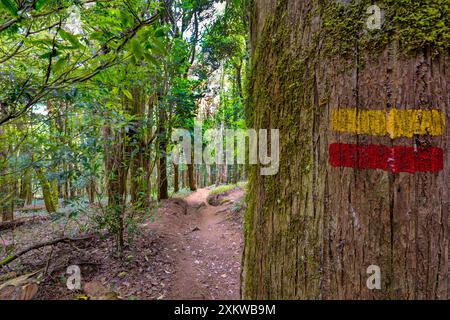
243 0 449 299
0 127 14 221
0 0 161 126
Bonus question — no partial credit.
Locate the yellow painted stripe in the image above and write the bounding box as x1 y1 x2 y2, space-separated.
331 108 445 138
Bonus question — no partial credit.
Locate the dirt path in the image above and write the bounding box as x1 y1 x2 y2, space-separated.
149 188 244 300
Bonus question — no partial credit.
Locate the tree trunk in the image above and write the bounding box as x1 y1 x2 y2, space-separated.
233 63 243 185
88 179 95 204
129 87 147 208
188 163 197 191
51 176 58 208
108 125 129 255
103 121 113 203
35 167 57 213
19 167 33 206
181 166 187 189
106 94 134 255
173 163 179 194
243 0 449 300
0 128 13 221
157 106 169 200
63 166 69 201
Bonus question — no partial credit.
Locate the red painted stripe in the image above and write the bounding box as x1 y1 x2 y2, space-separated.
329 143 443 173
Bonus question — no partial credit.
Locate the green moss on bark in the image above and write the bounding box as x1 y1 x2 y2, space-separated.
322 0 450 57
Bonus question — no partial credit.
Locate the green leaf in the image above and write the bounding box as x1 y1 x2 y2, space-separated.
52 56 68 74
59 29 82 48
144 52 159 66
154 28 165 38
150 39 167 56
130 38 143 60
39 50 59 59
122 89 133 100
1 0 18 16
35 0 50 11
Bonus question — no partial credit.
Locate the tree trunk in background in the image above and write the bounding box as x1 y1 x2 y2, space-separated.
103 121 113 203
129 88 147 208
187 146 197 191
51 176 58 208
63 164 70 201
157 106 168 200
215 164 222 186
207 165 212 186
69 163 77 199
144 94 156 204
88 179 95 204
188 163 196 191
35 167 57 213
108 136 128 255
233 62 243 185
20 167 33 206
18 119 33 207
0 128 13 221
106 94 134 255
210 164 216 185
181 166 187 189
243 0 449 300
173 163 179 194
108 126 130 255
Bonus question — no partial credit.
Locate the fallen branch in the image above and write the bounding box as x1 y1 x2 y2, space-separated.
0 235 95 267
14 206 46 212
0 216 49 232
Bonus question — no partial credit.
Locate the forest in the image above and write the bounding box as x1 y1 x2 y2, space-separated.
0 0 449 302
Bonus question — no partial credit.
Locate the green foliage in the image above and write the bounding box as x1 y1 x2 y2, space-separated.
210 184 238 196
0 0 18 16
172 188 194 198
322 0 450 56
0 0 163 125
201 0 247 70
231 197 246 214
0 0 248 255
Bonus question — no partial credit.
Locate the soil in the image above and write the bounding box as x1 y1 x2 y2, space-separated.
152 188 245 300
0 187 245 300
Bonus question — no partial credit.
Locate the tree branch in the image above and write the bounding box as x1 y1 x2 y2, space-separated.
0 235 95 267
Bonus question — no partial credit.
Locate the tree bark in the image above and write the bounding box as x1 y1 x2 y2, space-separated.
0 128 14 221
173 163 179 194
35 167 57 214
88 179 95 204
129 87 147 208
19 166 33 206
188 163 196 191
243 0 449 300
157 105 169 200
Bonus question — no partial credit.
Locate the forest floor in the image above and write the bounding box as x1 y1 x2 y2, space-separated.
155 188 244 300
0 187 245 300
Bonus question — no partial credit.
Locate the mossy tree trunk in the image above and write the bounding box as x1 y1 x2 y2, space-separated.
243 0 449 300
19 167 33 206
0 128 14 221
35 167 57 213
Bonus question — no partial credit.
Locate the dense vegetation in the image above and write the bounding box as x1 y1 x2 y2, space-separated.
0 0 248 255
1 0 448 301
